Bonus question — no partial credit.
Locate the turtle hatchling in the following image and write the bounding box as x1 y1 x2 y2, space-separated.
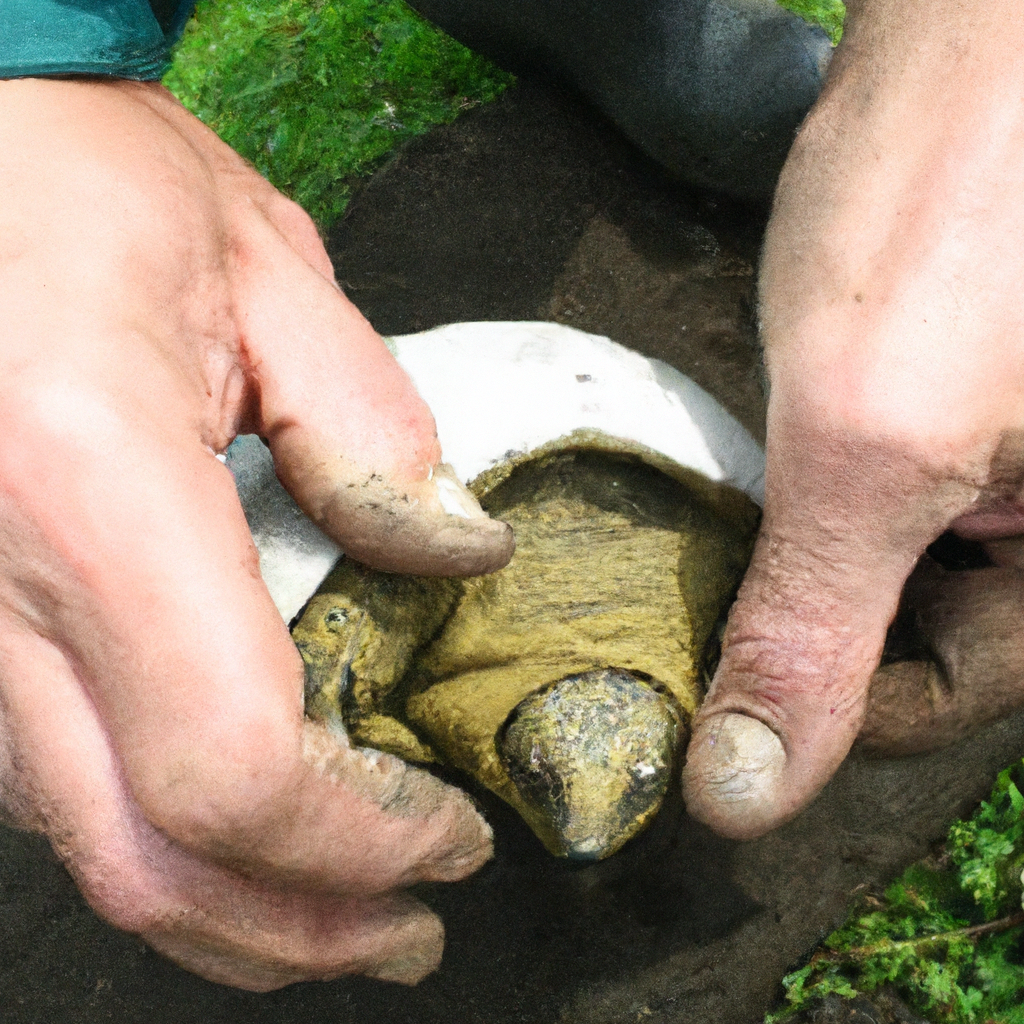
229 322 765 861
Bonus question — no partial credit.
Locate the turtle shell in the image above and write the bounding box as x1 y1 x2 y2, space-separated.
292 431 758 859
232 322 765 859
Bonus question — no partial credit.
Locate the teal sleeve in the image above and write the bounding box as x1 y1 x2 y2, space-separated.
0 0 195 81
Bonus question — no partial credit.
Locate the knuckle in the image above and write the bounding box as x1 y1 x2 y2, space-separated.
269 191 318 237
66 838 175 935
134 717 303 861
264 192 333 276
82 879 168 936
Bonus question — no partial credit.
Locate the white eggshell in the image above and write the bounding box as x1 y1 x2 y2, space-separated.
227 321 765 623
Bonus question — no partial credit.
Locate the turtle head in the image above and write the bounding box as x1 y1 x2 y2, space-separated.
292 594 372 729
499 668 681 860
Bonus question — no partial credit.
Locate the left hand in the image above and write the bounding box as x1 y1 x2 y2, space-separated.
0 76 511 991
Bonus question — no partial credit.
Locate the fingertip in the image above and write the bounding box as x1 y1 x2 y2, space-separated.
425 464 516 575
363 915 445 986
143 893 448 991
387 509 515 578
300 721 493 888
423 788 494 882
353 897 446 986
682 712 790 841
312 465 515 578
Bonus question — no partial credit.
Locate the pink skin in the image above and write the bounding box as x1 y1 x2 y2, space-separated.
0 78 512 989
6 0 1024 986
683 0 1024 839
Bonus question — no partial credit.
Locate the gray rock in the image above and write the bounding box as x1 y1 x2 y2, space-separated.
408 0 832 200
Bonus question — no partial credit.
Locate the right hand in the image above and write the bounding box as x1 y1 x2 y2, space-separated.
0 76 512 991
682 0 1024 839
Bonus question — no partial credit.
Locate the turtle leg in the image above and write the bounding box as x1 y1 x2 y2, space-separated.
292 560 463 763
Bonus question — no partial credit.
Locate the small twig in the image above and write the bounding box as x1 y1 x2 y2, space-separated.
811 909 1024 965
960 909 1024 940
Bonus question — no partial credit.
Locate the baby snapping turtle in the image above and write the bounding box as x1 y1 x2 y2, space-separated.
293 432 758 860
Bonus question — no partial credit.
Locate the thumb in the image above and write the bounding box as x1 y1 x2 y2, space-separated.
229 208 514 576
681 410 976 839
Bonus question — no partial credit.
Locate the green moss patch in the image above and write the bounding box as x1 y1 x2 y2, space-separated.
164 0 513 228
769 760 1024 1024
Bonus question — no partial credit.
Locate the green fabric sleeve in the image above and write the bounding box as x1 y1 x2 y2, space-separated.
0 0 194 80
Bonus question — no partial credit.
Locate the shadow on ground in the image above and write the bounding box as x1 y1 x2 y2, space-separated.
2 78 1022 1024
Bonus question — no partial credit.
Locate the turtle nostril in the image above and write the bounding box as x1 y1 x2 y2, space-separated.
325 607 349 626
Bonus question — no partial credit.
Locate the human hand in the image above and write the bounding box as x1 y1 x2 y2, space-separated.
682 0 1024 839
858 550 1024 757
0 77 512 989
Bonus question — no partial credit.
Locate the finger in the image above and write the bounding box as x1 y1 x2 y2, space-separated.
857 555 1024 756
0 620 444 990
44 77 511 577
982 535 1024 569
227 209 514 576
0 381 492 895
681 407 976 840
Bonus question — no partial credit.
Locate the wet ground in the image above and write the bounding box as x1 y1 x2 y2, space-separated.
3 78 1023 1024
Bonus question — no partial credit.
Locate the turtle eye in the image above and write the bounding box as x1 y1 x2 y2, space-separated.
325 608 349 626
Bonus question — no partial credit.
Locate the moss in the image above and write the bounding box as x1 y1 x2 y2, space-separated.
776 0 846 45
163 0 513 228
768 760 1024 1024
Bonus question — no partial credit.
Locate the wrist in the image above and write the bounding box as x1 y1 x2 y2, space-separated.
825 0 1024 108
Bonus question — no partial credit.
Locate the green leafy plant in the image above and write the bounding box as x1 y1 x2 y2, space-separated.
163 0 513 228
776 0 846 45
768 760 1024 1023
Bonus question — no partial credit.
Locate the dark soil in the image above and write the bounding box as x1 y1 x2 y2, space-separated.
2 77 1022 1024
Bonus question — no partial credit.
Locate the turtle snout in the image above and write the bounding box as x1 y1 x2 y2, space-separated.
499 668 681 860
